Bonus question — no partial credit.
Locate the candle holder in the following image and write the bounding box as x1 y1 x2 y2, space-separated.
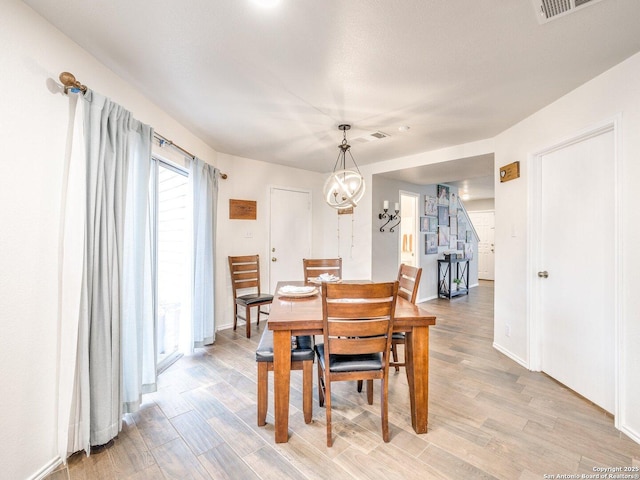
379 205 401 232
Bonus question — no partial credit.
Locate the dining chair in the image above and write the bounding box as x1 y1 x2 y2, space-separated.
228 255 273 338
315 281 398 447
357 262 422 392
256 328 314 427
391 263 422 372
302 258 342 284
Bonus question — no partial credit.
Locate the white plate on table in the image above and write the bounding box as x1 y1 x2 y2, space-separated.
308 275 341 284
278 285 319 298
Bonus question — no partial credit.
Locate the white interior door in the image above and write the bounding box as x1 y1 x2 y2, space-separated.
269 187 312 293
539 128 615 413
468 211 495 280
400 192 419 267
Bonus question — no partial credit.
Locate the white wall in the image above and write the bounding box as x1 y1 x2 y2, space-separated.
493 51 640 442
464 198 495 212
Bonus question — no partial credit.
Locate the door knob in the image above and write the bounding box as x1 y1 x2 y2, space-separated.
538 271 549 278
272 257 277 262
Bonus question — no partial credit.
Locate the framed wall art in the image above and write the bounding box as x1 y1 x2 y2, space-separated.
421 216 438 232
424 195 437 216
449 215 458 236
438 225 450 246
437 184 450 205
438 205 449 225
425 233 438 254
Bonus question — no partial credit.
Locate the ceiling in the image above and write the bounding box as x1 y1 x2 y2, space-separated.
25 0 640 200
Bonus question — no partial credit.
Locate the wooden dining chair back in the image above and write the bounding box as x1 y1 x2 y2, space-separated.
397 263 422 303
302 258 342 283
228 255 273 338
315 281 398 446
391 263 422 371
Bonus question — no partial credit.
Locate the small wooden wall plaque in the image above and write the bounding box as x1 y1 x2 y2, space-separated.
229 199 257 220
499 161 520 183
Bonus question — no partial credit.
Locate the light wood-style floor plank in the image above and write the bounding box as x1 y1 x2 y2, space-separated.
48 281 640 480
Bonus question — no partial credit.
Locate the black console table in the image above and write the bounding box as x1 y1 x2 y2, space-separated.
437 258 470 299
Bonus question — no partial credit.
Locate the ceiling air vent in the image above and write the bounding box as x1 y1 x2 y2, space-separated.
370 131 389 139
351 131 391 144
532 0 604 24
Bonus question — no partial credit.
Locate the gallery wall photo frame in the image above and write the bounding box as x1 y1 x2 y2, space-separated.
425 195 437 216
449 215 458 236
437 185 450 205
438 225 450 246
420 216 438 233
449 234 457 250
425 232 438 254
465 243 474 259
438 205 449 226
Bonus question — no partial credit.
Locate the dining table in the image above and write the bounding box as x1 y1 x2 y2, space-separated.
268 280 437 443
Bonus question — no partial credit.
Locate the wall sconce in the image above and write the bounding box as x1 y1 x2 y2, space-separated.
378 200 401 232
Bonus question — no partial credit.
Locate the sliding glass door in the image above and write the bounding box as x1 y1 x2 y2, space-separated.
156 160 190 372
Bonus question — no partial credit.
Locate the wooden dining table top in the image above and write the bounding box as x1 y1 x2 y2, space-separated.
267 280 436 333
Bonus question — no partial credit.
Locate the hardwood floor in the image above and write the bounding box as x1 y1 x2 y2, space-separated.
47 281 640 479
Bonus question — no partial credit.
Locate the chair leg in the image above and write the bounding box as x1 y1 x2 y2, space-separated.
366 379 374 405
317 361 325 407
391 341 400 372
303 359 313 424
257 362 268 426
245 305 251 338
381 377 390 442
356 380 363 392
325 380 333 447
233 304 238 331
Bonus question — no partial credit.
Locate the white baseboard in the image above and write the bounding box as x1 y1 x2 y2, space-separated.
216 320 234 332
28 456 62 480
619 423 640 445
417 294 438 304
492 342 529 369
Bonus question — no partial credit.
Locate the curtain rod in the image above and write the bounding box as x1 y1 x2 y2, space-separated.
59 71 228 180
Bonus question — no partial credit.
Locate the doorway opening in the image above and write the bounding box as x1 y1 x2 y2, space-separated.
156 160 191 373
399 191 419 267
467 210 495 280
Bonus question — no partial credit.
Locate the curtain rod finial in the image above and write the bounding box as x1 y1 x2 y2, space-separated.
59 71 87 94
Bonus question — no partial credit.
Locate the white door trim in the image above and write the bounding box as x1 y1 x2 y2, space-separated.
399 190 420 267
527 115 623 425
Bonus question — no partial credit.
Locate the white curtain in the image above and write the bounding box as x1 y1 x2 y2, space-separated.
57 90 156 457
191 157 218 348
121 121 157 414
57 93 89 459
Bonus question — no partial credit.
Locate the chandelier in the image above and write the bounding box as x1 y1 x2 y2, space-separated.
323 124 366 209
